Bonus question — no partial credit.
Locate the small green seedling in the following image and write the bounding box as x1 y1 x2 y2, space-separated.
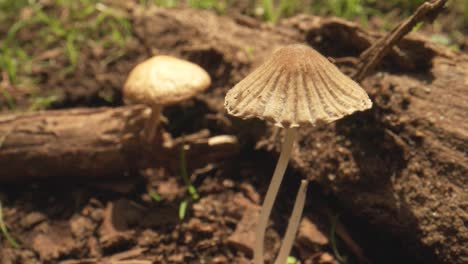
179 199 188 220
180 144 199 200
148 189 163 202
0 200 20 248
329 214 348 264
177 142 200 220
286 256 297 264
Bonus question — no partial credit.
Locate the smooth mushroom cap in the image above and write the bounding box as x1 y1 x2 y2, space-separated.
224 44 372 128
123 55 211 106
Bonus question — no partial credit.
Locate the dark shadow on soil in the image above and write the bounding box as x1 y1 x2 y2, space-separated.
182 47 235 89
335 111 407 188
328 110 437 263
164 99 218 137
305 22 436 81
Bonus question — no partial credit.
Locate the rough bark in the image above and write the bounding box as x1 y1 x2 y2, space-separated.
0 106 238 180
130 7 467 263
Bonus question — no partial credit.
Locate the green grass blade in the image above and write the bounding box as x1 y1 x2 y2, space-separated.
0 200 20 249
179 199 188 220
148 189 163 202
261 0 276 22
329 214 347 263
287 256 297 264
179 143 199 200
187 185 199 200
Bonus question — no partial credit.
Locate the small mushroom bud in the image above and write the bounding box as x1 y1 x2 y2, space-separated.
123 55 211 142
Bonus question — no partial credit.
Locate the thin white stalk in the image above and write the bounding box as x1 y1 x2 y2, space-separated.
254 127 297 264
144 104 162 142
275 179 309 264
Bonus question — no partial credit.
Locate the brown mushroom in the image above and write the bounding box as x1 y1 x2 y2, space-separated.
224 44 372 264
123 55 211 142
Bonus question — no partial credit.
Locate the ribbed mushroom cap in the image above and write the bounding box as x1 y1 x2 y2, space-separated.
123 55 211 106
224 44 372 128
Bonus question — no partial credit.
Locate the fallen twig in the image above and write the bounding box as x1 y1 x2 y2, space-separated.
353 0 448 81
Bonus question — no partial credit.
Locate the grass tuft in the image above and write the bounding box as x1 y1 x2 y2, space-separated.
0 0 132 89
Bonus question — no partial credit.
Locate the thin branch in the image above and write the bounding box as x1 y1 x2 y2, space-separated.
353 0 448 82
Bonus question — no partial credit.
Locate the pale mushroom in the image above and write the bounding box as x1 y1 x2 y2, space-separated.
123 55 211 142
224 44 372 264
277 179 308 264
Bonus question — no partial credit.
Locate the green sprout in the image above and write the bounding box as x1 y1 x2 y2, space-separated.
180 144 199 200
0 200 20 249
287 256 297 264
329 214 348 264
177 142 199 220
179 199 188 220
148 189 163 202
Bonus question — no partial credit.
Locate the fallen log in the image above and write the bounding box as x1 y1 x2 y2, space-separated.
129 6 467 264
0 105 239 180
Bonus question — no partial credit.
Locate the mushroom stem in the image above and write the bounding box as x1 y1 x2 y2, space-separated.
144 104 162 142
254 127 297 264
275 179 309 264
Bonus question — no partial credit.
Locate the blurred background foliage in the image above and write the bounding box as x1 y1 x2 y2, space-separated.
0 0 466 110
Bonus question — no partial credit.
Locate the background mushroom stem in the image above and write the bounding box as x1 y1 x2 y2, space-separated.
144 104 162 142
254 127 297 264
275 179 309 264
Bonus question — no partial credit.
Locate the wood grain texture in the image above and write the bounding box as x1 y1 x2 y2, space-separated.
0 106 238 180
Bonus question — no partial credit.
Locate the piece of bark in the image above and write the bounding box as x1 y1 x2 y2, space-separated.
128 7 467 263
32 233 78 262
297 217 328 247
0 105 239 180
227 205 258 258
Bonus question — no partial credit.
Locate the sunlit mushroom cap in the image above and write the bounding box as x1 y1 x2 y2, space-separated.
224 44 372 128
123 55 211 106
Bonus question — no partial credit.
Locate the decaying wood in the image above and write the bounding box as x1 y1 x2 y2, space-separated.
130 7 466 263
0 106 239 180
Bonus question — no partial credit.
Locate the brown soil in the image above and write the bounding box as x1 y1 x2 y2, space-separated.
1 4 467 264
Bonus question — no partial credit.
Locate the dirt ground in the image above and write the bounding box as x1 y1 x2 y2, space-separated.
0 2 467 264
